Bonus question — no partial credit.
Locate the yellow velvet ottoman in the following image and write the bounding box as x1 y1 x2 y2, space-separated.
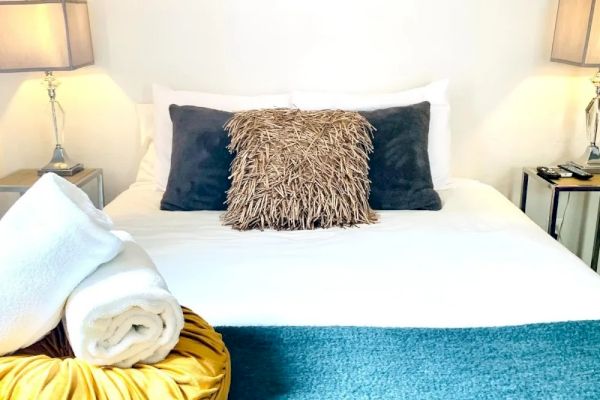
0 308 230 400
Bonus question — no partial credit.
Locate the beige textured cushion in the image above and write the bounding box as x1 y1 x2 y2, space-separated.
223 109 378 230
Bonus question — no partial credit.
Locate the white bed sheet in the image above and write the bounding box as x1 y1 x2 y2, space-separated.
106 179 600 328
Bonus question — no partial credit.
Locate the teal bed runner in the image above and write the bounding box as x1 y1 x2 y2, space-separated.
218 321 600 399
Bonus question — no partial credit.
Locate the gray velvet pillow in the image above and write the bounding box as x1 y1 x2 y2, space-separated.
160 105 234 211
360 102 442 210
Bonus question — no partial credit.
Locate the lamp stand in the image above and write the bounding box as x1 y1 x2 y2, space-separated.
38 71 83 176
581 69 600 165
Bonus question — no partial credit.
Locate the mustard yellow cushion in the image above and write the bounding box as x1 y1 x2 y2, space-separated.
0 308 230 400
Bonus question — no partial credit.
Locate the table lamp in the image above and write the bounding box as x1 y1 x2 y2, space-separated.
552 0 600 166
0 0 94 176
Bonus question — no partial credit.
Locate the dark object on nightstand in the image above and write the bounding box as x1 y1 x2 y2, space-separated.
558 164 593 180
521 168 600 271
536 166 562 180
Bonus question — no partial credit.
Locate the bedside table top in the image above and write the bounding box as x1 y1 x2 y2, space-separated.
0 169 102 192
523 167 600 191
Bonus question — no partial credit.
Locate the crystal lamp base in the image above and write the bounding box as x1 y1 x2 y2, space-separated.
37 144 84 176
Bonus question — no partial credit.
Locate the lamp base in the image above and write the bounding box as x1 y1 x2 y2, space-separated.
580 144 600 165
38 163 84 177
38 144 84 176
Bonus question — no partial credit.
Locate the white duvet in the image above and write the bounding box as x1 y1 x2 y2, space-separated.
105 179 600 328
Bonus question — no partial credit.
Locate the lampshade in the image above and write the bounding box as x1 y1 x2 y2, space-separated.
551 0 600 66
0 0 94 72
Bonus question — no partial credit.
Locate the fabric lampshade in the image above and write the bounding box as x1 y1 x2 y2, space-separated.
552 0 600 67
0 0 94 72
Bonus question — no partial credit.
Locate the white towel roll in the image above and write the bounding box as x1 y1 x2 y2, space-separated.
0 173 122 355
64 231 184 368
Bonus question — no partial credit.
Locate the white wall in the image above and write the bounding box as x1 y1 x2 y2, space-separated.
0 0 596 227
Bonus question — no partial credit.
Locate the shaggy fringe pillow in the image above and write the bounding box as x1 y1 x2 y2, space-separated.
223 109 378 231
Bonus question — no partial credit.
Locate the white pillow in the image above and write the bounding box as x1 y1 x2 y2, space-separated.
135 143 157 186
136 103 155 142
153 85 290 190
133 104 156 186
291 80 451 189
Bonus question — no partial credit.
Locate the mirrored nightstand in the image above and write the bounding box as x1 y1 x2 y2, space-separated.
0 169 104 209
520 167 600 271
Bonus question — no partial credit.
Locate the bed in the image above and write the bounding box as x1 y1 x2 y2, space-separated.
106 178 600 399
103 87 600 397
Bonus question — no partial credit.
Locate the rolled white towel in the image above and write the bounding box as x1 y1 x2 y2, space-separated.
0 173 122 355
64 231 184 368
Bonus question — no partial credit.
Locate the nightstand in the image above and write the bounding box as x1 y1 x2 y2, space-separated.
0 169 104 209
520 167 600 271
